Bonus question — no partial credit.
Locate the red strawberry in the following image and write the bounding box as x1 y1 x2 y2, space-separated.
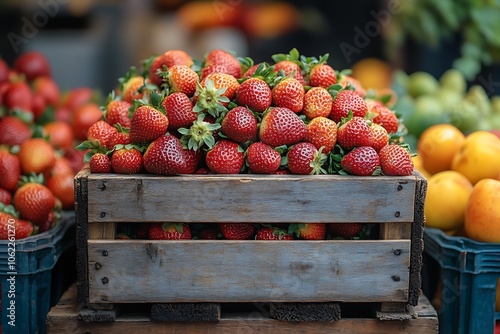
256 226 294 240
129 105 169 144
105 100 132 128
4 81 33 111
370 123 389 152
0 188 12 205
162 92 197 130
200 64 229 80
143 134 200 175
370 104 399 134
219 223 255 240
236 77 272 113
0 116 32 146
330 90 368 123
221 106 258 144
111 146 143 174
107 128 131 149
205 49 242 78
87 120 117 150
272 77 304 113
287 142 327 175
273 168 290 174
273 60 306 85
306 116 337 154
149 223 192 240
303 87 332 119
340 146 380 176
32 76 60 106
149 51 193 86
13 174 55 227
308 63 337 88
198 227 221 240
242 63 260 78
0 149 21 192
328 223 365 239
89 153 112 173
38 210 56 233
336 116 373 150
259 107 307 147
14 51 51 81
121 76 147 103
0 211 34 240
339 75 366 97
289 223 326 240
205 139 245 174
246 142 281 174
378 144 414 176
164 64 199 97
196 73 240 111
178 114 221 151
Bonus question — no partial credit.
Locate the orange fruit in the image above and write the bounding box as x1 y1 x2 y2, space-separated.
351 58 392 91
464 178 500 242
18 138 56 175
451 131 500 185
71 102 103 141
424 171 473 232
417 124 465 175
44 121 74 152
46 173 75 210
411 155 432 180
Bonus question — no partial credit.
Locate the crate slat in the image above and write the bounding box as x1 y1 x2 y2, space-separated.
87 239 410 303
86 174 417 223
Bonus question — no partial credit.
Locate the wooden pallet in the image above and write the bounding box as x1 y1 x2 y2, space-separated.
46 284 439 334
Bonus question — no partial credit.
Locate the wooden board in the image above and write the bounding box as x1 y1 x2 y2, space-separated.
46 284 439 334
85 173 417 223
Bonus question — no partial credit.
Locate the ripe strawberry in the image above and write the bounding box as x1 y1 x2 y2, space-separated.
256 226 294 240
63 87 94 111
89 153 112 173
221 106 258 143
38 210 56 233
370 123 389 152
0 188 12 205
205 49 242 78
336 116 373 150
273 60 306 85
0 211 34 240
259 107 307 147
200 64 229 80
50 157 74 178
31 92 47 120
219 223 255 240
330 89 368 123
272 77 304 113
246 142 281 174
273 168 290 174
71 102 103 141
378 144 414 176
287 142 327 175
65 147 86 174
308 63 337 88
18 138 56 175
195 73 240 114
303 87 332 119
105 100 132 128
0 149 21 192
121 76 147 103
111 146 143 174
205 139 245 174
164 64 199 97
86 120 117 150
13 174 55 227
236 77 272 113
339 75 366 97
289 223 326 240
306 116 337 154
163 49 194 68
198 227 221 240
4 81 33 111
14 51 51 81
178 114 221 151
44 121 74 152
371 104 399 134
328 223 365 239
46 173 75 210
242 63 260 78
32 76 60 106
340 146 380 176
162 92 197 130
0 116 32 146
143 134 200 175
107 128 131 149
129 105 169 144
149 223 192 240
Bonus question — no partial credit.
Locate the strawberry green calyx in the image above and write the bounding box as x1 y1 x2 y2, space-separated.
193 79 229 118
0 202 20 218
162 222 184 234
18 173 44 187
178 114 221 151
309 147 328 175
272 48 301 63
128 90 166 118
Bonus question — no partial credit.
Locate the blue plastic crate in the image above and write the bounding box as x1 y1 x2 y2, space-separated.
0 213 75 334
423 227 500 334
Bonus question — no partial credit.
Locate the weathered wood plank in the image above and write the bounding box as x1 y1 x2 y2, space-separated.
269 302 341 321
87 240 410 304
75 166 90 305
85 173 417 223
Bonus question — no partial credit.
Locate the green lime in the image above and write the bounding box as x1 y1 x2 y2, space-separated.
407 72 439 98
405 96 447 138
439 69 466 94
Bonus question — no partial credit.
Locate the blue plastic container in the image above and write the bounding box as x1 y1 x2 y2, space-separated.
0 214 75 334
423 227 500 334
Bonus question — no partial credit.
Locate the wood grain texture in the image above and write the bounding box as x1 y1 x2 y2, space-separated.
75 167 90 305
270 302 341 321
85 173 417 223
87 239 410 304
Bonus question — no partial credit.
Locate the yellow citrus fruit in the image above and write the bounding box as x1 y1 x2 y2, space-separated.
424 171 473 232
417 124 465 175
451 131 500 185
464 178 500 242
411 155 432 180
351 58 392 91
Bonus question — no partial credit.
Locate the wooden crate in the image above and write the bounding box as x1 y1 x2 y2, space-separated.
75 166 427 320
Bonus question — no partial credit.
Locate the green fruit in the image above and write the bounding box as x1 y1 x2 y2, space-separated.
405 96 446 138
490 113 500 130
490 96 500 114
447 100 480 134
439 69 466 94
392 94 415 121
392 70 410 97
466 85 491 117
435 88 463 110
407 72 439 98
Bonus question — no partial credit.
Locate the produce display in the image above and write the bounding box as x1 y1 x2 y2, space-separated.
0 52 97 240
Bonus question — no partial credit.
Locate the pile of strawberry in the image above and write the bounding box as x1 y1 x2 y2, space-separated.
0 52 98 240
80 48 414 177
